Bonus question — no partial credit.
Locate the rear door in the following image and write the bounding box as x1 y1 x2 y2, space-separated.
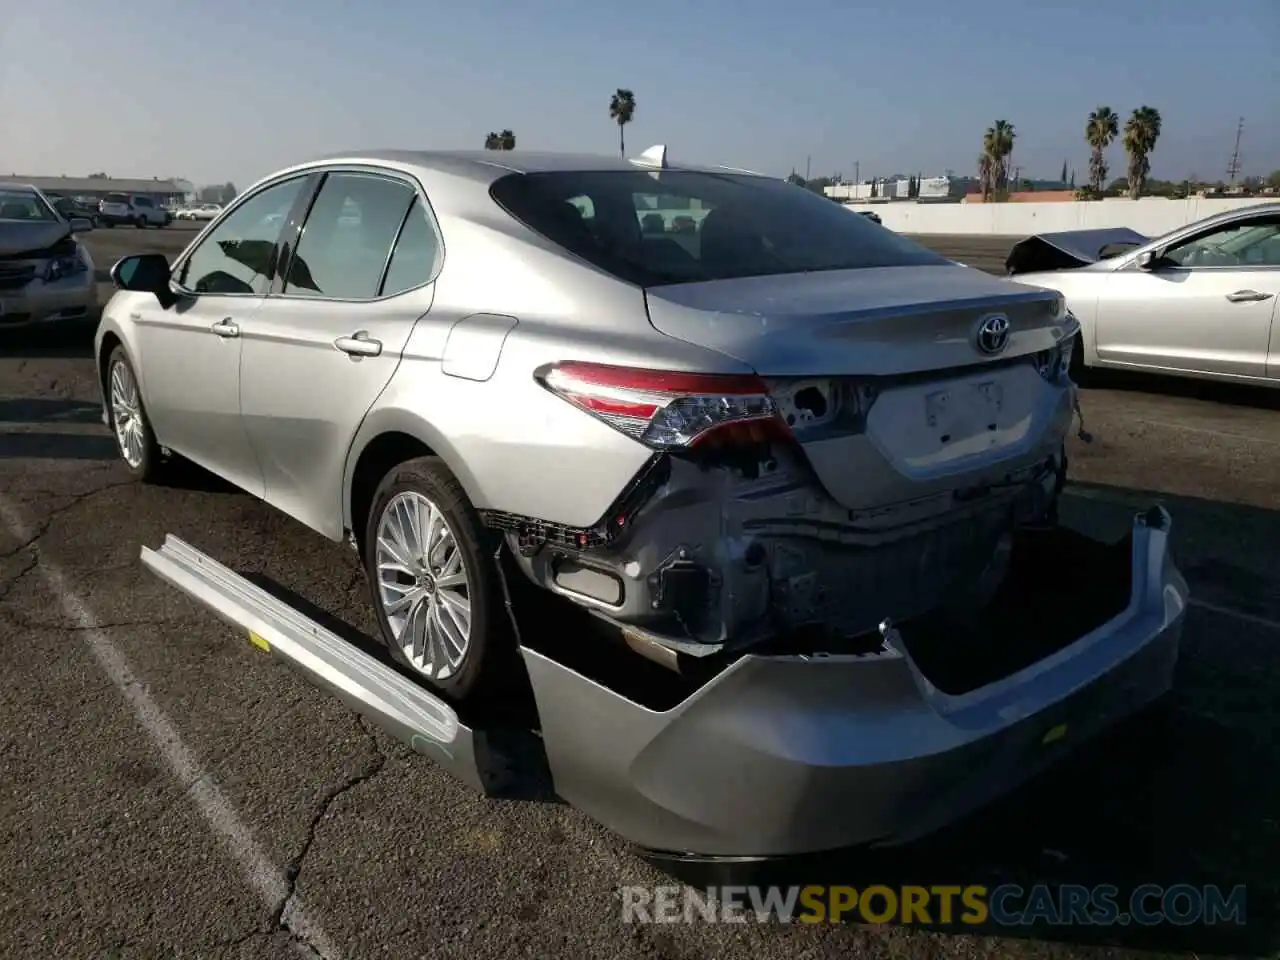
238 167 444 538
1094 214 1280 379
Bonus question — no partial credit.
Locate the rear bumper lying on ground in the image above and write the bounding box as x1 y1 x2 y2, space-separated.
139 505 1185 860
521 506 1186 857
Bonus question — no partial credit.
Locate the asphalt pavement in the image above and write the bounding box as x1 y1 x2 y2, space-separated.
1 227 1277 959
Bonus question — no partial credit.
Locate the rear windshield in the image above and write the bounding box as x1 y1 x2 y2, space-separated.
104 192 130 203
489 170 948 287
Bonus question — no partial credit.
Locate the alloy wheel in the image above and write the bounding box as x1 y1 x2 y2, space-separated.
374 491 473 680
109 360 145 468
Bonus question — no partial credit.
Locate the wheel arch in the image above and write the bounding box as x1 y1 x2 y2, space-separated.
342 410 486 551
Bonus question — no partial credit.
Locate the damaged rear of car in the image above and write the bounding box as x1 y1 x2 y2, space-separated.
488 168 1082 670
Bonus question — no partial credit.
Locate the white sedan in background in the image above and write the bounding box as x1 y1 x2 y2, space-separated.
1009 201 1280 386
177 203 223 221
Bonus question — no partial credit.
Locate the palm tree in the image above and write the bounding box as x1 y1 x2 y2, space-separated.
1085 106 1119 196
608 89 636 158
1123 106 1162 199
483 129 516 150
979 120 1016 200
978 153 994 201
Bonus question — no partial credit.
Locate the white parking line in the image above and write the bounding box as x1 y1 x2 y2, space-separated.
0 495 340 960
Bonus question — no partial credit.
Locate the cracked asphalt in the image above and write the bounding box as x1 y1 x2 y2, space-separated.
1 230 1278 960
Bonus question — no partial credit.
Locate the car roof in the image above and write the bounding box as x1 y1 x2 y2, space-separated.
285 148 766 186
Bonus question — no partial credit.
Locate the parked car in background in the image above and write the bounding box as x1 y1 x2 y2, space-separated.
177 202 223 221
856 209 883 225
1009 201 1280 386
98 193 173 229
45 192 101 227
0 184 98 329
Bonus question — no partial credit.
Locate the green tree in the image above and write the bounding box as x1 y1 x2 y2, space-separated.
786 170 806 186
1123 106 1163 199
609 89 636 158
483 129 516 150
1267 170 1280 188
1085 106 1119 197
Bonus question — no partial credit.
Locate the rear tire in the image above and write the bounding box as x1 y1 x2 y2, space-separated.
363 456 514 703
105 346 165 483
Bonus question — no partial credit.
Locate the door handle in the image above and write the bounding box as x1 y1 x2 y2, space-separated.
1225 290 1274 303
334 331 383 357
211 318 240 338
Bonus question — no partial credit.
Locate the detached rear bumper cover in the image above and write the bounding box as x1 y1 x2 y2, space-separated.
522 506 1186 857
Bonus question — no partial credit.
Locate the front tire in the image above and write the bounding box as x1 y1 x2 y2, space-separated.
363 456 512 703
105 347 164 482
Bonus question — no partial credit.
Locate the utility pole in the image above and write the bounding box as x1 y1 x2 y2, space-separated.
854 160 860 185
805 155 811 180
1226 117 1244 185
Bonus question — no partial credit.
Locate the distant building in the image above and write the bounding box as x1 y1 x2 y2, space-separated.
0 174 187 206
917 175 980 199
824 174 980 203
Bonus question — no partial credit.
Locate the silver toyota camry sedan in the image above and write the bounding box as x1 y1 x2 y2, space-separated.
96 147 1083 706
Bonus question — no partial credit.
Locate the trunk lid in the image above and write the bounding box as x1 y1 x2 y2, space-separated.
644 264 1075 509
643 264 1068 377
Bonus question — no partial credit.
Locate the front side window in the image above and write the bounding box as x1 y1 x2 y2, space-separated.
135 197 153 208
1165 217 1280 268
284 172 417 300
490 170 949 287
176 177 306 296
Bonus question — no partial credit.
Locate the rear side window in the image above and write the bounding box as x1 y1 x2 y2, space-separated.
489 170 948 287
135 197 153 207
286 172 416 300
380 197 441 296
104 192 129 204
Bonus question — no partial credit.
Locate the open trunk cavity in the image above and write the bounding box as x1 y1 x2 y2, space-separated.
893 524 1134 694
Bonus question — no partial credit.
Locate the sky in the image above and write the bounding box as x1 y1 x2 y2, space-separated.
3 0 1277 190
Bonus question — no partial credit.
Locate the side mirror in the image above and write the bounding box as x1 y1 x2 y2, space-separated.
68 217 93 234
1137 249 1170 271
110 253 177 308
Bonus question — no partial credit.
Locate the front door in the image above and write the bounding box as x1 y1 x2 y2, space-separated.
239 169 444 539
131 175 311 495
1095 214 1280 380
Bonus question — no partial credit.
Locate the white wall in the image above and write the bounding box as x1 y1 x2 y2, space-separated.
856 197 1270 236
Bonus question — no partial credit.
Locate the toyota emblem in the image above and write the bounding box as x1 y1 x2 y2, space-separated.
974 313 1011 355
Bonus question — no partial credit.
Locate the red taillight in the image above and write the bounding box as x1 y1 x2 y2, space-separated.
538 361 791 450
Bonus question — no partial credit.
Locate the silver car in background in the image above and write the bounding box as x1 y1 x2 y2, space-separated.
0 184 98 330
1008 201 1280 385
97 148 1088 707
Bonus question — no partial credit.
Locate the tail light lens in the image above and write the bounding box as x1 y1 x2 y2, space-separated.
538 361 792 450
